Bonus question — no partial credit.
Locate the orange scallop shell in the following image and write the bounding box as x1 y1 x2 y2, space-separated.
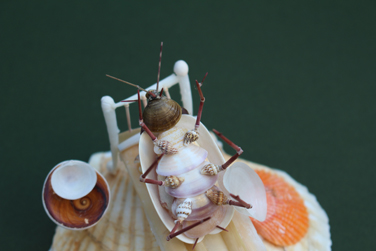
250 169 309 246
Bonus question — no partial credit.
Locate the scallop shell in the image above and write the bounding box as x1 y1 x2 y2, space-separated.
222 162 267 221
217 137 332 250
250 169 309 246
143 96 182 133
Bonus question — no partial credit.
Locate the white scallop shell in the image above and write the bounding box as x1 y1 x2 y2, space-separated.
223 162 267 221
51 160 97 200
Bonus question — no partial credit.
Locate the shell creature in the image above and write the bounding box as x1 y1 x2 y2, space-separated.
105 43 268 245
46 44 331 251
136 87 267 245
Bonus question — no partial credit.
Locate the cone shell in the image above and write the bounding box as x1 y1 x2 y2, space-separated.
155 140 178 154
143 97 182 133
201 163 220 176
172 193 220 221
205 186 228 206
176 198 193 222
183 130 199 145
164 175 185 189
43 166 110 230
250 169 309 246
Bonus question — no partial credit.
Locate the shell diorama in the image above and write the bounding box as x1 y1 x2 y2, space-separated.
44 43 331 251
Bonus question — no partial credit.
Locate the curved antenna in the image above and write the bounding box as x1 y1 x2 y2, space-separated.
156 42 163 92
106 74 156 98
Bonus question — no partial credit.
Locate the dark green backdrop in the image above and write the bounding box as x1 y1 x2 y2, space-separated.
1 1 375 250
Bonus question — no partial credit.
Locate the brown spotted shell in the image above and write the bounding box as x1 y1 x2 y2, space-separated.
43 167 110 229
205 186 228 206
164 175 185 189
143 96 182 132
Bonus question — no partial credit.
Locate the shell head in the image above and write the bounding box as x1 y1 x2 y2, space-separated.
143 96 182 133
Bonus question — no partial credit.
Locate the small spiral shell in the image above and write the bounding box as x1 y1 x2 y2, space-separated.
183 130 199 146
176 198 192 223
205 187 228 206
200 163 221 176
155 140 178 154
164 176 185 189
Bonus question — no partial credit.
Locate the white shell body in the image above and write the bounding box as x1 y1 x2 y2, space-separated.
51 160 97 200
139 115 235 244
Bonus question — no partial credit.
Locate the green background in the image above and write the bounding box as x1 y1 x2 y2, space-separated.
1 1 375 250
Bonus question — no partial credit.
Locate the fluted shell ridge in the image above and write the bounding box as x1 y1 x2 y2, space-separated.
143 97 182 133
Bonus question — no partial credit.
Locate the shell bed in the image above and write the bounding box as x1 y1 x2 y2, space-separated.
48 132 331 251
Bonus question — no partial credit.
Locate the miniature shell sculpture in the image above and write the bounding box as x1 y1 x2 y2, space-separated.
43 160 110 230
49 133 331 251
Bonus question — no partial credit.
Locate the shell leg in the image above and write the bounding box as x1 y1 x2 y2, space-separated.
206 186 252 209
184 73 207 146
202 129 244 175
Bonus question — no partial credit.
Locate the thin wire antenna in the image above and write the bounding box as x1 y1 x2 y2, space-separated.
106 74 156 97
156 42 163 92
200 72 208 86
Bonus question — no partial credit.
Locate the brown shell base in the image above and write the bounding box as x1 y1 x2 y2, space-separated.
43 168 109 229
